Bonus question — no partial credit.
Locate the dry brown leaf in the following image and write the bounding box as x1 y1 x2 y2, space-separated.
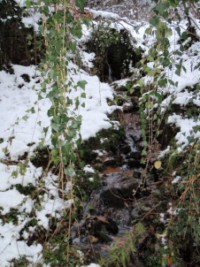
96 216 109 224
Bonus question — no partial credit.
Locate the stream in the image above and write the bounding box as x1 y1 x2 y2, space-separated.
71 79 162 266
72 2 162 266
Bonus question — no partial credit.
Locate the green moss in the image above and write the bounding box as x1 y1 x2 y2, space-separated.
79 126 125 165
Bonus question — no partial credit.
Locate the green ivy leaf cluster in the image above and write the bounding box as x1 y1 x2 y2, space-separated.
138 1 200 266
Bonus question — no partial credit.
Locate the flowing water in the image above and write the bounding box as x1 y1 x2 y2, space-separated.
72 88 147 265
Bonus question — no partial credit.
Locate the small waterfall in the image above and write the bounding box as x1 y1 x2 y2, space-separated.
107 62 113 82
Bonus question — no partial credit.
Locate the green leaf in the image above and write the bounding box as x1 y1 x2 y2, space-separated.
66 11 74 23
11 170 18 178
70 22 82 38
77 80 87 90
43 127 49 136
141 148 147 156
75 0 85 12
168 79 175 86
154 92 163 103
150 16 160 27
29 107 35 113
81 92 86 98
137 79 144 87
175 59 183 76
19 163 26 176
25 0 32 8
145 26 153 35
158 78 167 88
64 166 76 177
153 2 169 18
175 26 181 37
69 41 76 53
22 115 29 121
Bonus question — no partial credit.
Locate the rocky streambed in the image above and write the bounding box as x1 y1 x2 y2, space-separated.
69 8 171 265
71 77 167 266
72 100 142 265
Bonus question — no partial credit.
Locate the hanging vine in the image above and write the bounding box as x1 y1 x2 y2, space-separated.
26 0 89 264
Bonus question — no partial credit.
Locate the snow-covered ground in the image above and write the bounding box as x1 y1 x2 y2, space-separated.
0 4 200 267
0 62 118 265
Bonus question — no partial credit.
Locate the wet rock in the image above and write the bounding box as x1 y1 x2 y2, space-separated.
101 188 125 208
80 127 126 165
107 36 141 80
157 119 178 150
109 208 131 226
73 214 119 244
120 144 132 155
131 207 140 219
102 157 117 166
124 152 142 169
105 218 118 234
113 84 129 92
130 151 142 161
123 102 135 112
72 237 81 245
130 96 140 111
101 173 139 207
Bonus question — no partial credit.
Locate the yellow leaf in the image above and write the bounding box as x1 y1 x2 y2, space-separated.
154 160 162 169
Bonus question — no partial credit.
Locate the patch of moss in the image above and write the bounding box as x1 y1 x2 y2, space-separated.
79 126 126 165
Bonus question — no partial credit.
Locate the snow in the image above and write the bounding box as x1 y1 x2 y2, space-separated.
0 18 118 266
168 115 200 149
0 163 41 191
0 62 118 156
0 65 49 159
21 13 41 32
89 9 121 20
172 176 182 184
80 51 95 69
0 189 25 214
82 264 101 267
83 165 95 173
0 160 74 264
71 69 118 140
0 220 42 267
